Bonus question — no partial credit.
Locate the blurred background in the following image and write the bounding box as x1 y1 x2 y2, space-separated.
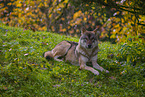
0 0 145 43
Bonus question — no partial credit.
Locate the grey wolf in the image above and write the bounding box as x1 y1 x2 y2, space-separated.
43 27 109 75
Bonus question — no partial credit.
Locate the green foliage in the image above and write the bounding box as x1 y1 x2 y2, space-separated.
117 42 145 65
0 24 144 96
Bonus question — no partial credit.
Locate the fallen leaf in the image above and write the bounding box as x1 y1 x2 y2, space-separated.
53 84 61 87
24 53 29 56
109 76 116 80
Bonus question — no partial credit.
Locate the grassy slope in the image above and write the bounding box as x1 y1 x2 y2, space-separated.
0 24 144 96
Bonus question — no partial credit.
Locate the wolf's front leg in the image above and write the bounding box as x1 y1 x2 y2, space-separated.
92 61 109 73
79 57 99 75
54 56 63 62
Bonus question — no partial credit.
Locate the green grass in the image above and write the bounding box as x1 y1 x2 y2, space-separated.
0 24 144 96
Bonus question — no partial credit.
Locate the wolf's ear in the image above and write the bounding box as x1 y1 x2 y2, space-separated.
81 27 86 34
93 28 100 35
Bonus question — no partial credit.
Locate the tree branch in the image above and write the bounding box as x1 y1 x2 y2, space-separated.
137 23 145 26
87 0 145 15
51 3 68 23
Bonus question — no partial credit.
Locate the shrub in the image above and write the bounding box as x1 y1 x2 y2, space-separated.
117 42 145 66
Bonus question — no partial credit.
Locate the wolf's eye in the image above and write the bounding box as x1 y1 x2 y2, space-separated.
82 38 87 40
82 38 87 42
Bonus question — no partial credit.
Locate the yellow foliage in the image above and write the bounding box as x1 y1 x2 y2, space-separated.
49 14 52 18
44 2 49 7
75 19 82 25
64 0 69 3
0 0 144 43
92 22 95 26
63 28 66 32
18 19 21 23
86 4 89 6
88 20 91 24
27 12 32 16
61 18 65 21
121 18 124 23
76 29 80 32
17 3 22 7
139 15 145 22
0 3 4 8
115 18 120 22
38 3 44 7
69 30 74 34
21 16 25 21
104 0 107 3
116 11 120 15
114 24 120 28
92 7 95 9
68 26 70 29
98 13 101 16
30 2 35 6
85 11 88 15
39 26 46 31
73 11 82 19
7 3 12 6
37 19 39 21
84 18 87 21
57 11 61 14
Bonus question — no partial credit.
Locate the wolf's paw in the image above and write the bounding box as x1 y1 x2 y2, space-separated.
43 52 52 61
93 70 99 75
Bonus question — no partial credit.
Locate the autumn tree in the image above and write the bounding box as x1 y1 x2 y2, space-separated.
72 0 145 42
0 0 145 42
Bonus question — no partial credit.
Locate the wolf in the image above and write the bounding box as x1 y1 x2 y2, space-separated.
43 27 109 75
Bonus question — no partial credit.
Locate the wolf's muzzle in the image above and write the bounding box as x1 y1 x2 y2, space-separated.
87 44 92 49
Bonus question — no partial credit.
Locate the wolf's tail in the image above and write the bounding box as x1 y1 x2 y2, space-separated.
43 51 53 60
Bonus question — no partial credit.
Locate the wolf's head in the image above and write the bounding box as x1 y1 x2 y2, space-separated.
79 27 99 49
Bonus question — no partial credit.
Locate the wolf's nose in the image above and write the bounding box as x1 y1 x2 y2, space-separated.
88 44 92 48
